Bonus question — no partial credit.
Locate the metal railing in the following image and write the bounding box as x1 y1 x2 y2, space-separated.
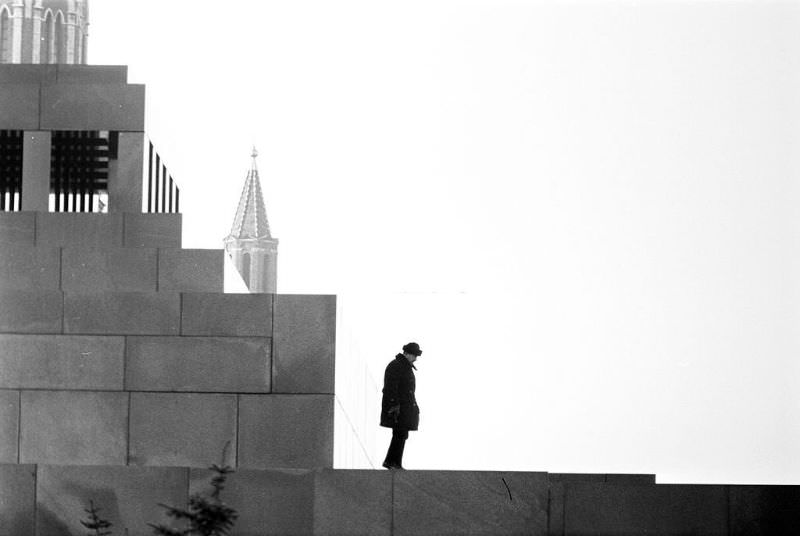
146 140 180 214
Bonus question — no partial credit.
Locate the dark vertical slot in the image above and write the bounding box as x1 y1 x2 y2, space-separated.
155 153 161 214
68 132 75 212
161 164 167 213
15 130 22 211
168 176 173 213
52 132 61 212
175 187 180 213
79 131 87 212
0 131 6 211
1 131 7 211
108 130 119 159
148 142 154 213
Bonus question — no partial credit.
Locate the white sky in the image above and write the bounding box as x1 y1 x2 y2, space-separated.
91 0 800 484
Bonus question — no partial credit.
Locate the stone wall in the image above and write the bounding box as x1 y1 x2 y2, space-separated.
0 211 336 472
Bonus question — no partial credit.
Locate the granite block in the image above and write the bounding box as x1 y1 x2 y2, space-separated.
0 84 39 129
272 294 336 394
0 212 35 246
64 291 180 335
36 212 123 248
313 469 392 536
189 467 315 536
61 247 157 292
563 483 728 535
36 465 188 536
0 290 62 333
55 64 129 84
548 482 566 536
125 336 270 392
19 390 128 465
0 334 124 389
181 292 273 336
549 473 607 483
158 249 224 292
238 394 334 469
549 473 655 484
605 473 656 484
40 83 145 131
0 391 19 463
730 485 800 535
21 131 51 211
0 64 57 83
107 132 143 213
393 471 549 536
0 245 60 290
0 464 36 536
128 392 237 467
123 213 182 248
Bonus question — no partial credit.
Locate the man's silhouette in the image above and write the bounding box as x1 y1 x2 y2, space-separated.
380 342 422 469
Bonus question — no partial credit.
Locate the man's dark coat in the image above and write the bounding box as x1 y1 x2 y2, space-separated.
380 354 419 431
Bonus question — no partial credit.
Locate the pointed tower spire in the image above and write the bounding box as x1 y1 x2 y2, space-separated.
224 148 279 293
228 147 272 240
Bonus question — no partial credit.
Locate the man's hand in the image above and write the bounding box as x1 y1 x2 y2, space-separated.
388 405 400 422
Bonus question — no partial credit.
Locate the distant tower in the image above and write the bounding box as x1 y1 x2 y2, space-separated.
224 148 279 293
0 0 89 64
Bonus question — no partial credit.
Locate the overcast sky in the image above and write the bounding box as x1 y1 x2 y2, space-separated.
91 0 800 484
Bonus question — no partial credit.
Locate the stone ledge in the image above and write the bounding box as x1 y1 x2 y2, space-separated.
393 470 548 536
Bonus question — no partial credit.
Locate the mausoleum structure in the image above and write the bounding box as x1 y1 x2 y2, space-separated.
0 26 798 536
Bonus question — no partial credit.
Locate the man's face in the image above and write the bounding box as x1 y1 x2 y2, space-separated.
405 352 419 364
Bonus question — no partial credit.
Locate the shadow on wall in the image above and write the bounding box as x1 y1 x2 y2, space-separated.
37 483 122 536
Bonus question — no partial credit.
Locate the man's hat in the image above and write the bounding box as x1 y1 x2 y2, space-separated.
402 342 422 356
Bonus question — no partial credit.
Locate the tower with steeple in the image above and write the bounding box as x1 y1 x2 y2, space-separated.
0 0 89 64
224 148 279 293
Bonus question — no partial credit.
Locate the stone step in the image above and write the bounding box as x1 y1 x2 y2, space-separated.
0 245 221 293
0 211 181 248
0 293 334 392
0 463 548 536
1 390 333 469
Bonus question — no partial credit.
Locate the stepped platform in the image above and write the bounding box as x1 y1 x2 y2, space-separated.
2 464 799 535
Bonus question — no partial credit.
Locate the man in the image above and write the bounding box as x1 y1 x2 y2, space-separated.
380 342 422 470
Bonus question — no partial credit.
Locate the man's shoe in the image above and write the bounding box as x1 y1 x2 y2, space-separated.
382 461 403 470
